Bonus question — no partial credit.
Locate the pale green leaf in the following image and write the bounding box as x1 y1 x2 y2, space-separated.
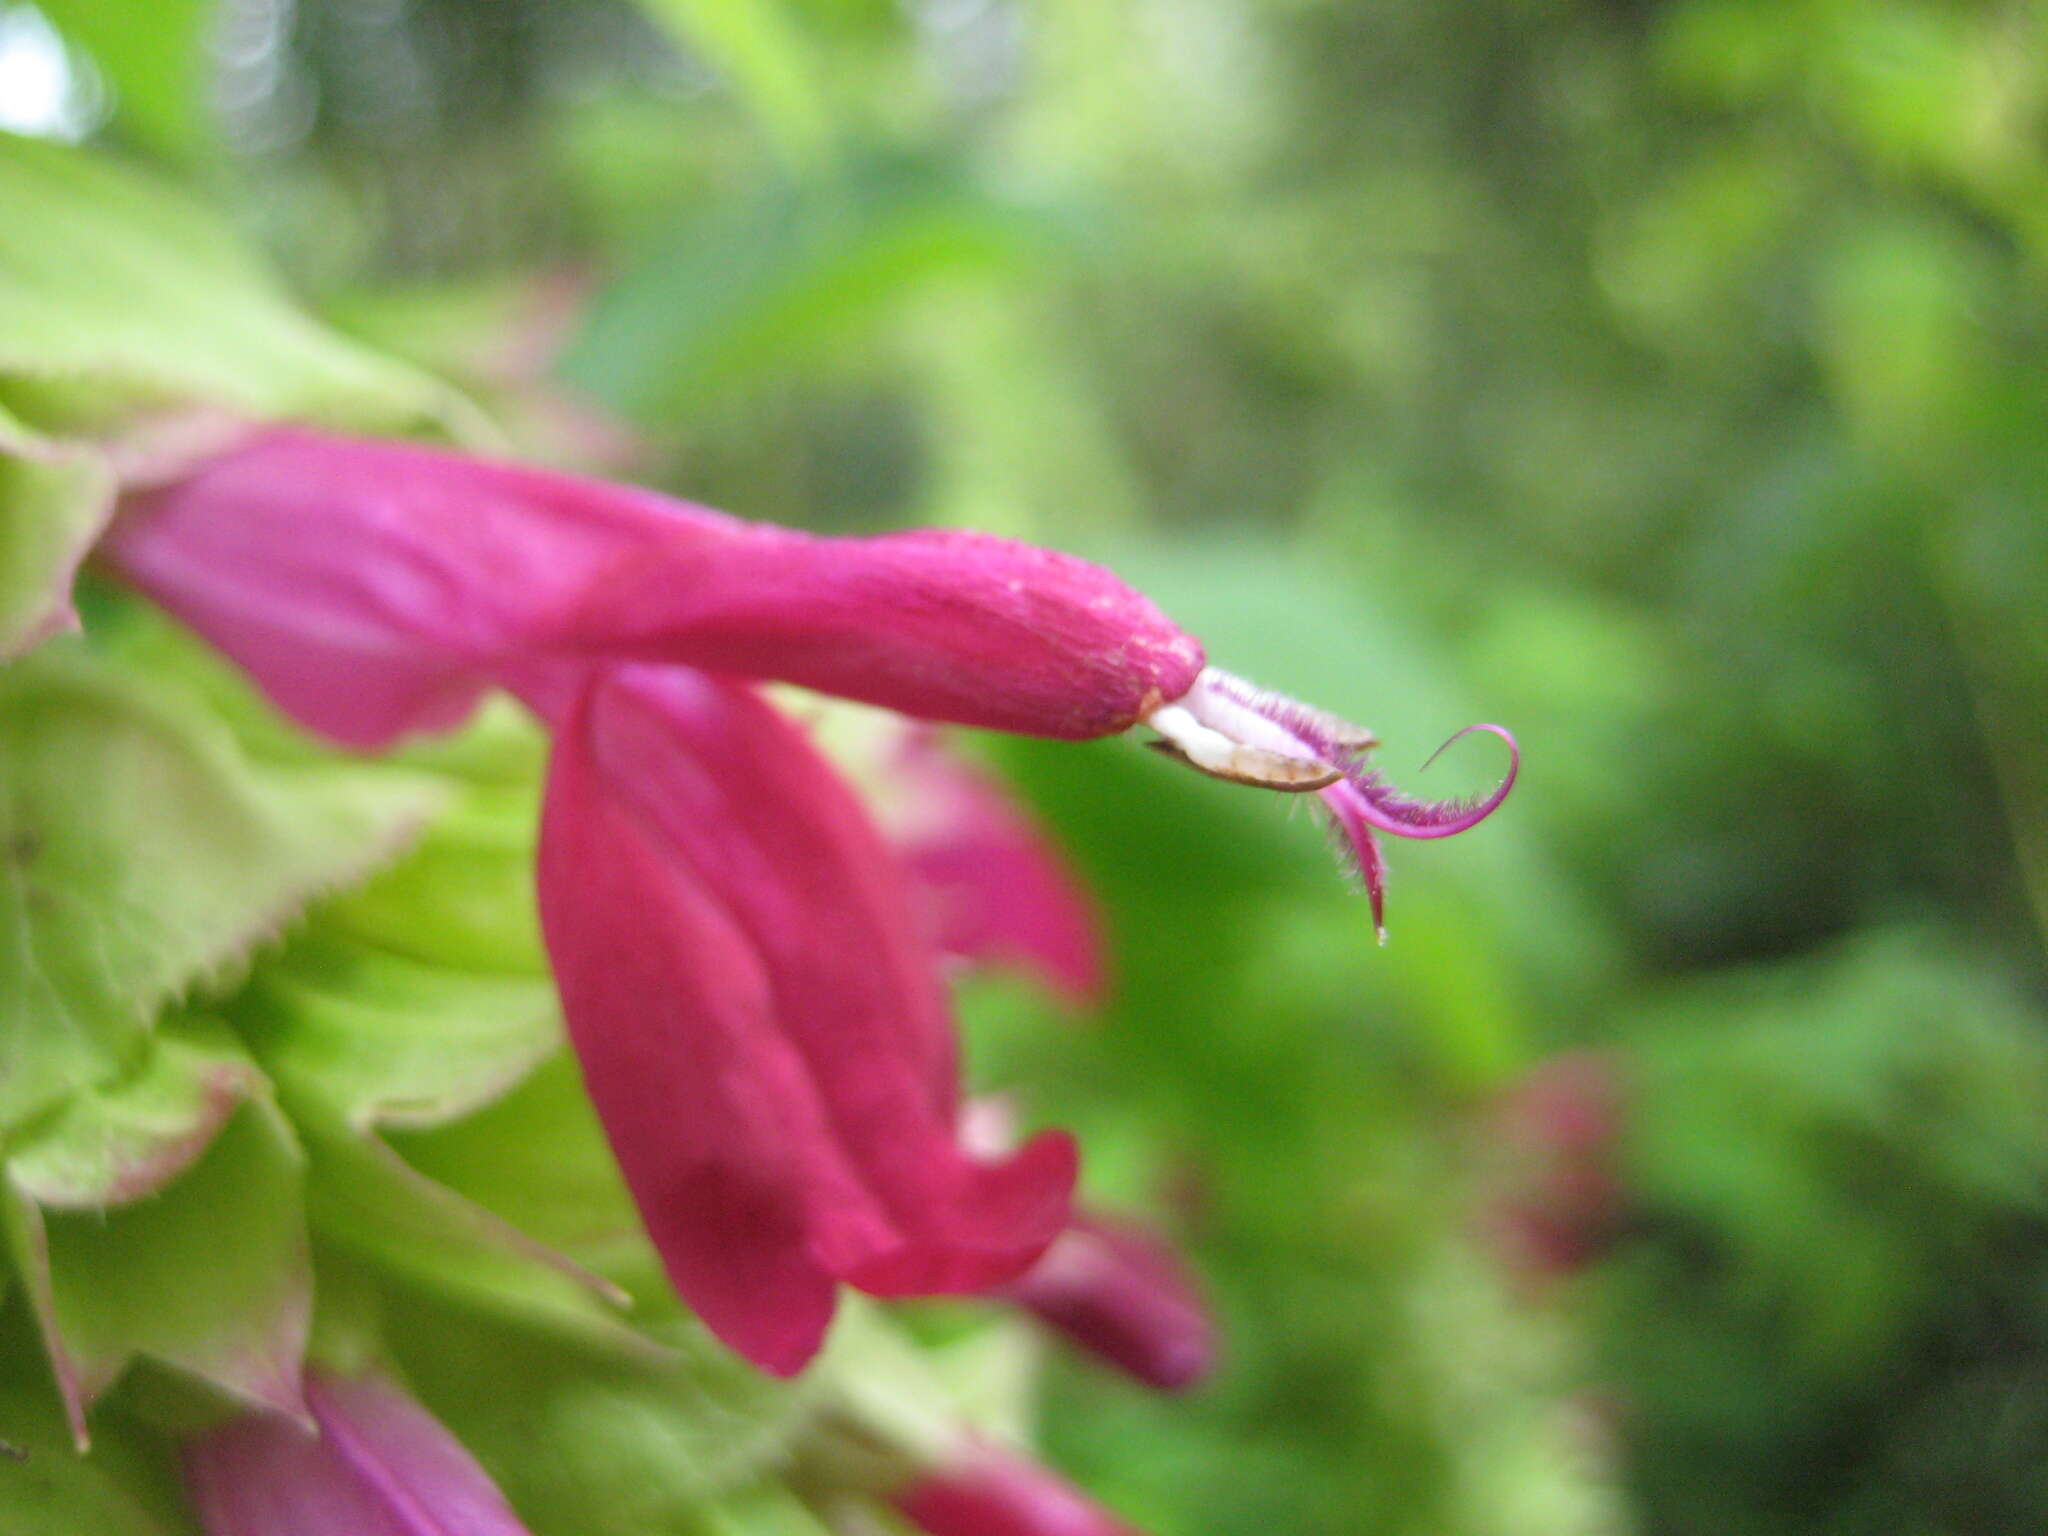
7 1017 262 1210
5 1037 311 1445
0 651 445 1132
0 134 483 438
234 932 559 1134
386 1052 642 1267
385 1284 820 1534
808 1298 965 1467
321 784 548 975
698 1484 846 1536
290 1095 647 1354
0 405 114 659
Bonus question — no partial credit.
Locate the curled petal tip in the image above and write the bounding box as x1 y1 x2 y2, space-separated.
1319 781 1390 940
1350 722 1518 841
1148 669 1514 935
1420 721 1518 776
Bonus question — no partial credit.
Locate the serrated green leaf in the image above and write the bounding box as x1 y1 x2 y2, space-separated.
385 1283 819 1535
225 910 632 1341
0 133 482 438
0 651 446 1133
5 1035 311 1447
234 932 559 1133
0 405 114 659
291 1095 647 1355
322 784 547 974
7 1017 261 1210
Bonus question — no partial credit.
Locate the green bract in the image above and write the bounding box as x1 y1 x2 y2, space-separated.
0 135 479 441
0 132 1047 1536
4 1018 309 1446
0 404 114 659
0 653 445 1134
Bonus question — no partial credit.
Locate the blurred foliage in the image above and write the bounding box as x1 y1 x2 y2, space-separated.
4 0 2048 1531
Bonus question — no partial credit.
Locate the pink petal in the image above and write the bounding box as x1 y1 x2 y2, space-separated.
108 428 1202 749
1338 724 1520 840
886 729 1104 1008
897 1444 1146 1536
1317 782 1389 945
185 1368 533 1536
555 528 1202 740
535 666 1075 1373
1003 1213 1213 1392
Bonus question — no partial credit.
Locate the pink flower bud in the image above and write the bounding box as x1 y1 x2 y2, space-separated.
185 1369 532 1536
897 1444 1145 1536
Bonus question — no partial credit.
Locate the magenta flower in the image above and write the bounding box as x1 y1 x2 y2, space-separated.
896 1442 1144 1536
106 425 1514 1373
1001 1212 1213 1392
1484 1052 1626 1282
185 1368 532 1536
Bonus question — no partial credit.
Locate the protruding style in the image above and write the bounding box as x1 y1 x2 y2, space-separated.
1145 668 1518 941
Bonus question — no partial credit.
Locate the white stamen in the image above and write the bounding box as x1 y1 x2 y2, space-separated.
1143 700 1340 792
1183 667 1379 754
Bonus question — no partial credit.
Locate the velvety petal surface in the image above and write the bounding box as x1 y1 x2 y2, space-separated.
109 427 1202 750
554 527 1202 739
108 428 691 748
535 667 1075 1372
186 1369 534 1536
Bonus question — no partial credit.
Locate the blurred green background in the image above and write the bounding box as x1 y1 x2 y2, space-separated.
11 0 2048 1530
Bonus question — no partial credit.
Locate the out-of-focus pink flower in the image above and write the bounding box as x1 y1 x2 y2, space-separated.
1485 1052 1626 1281
185 1368 532 1536
880 728 1103 1008
958 1103 1210 1392
106 426 1515 1373
896 1443 1145 1536
1002 1213 1213 1392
